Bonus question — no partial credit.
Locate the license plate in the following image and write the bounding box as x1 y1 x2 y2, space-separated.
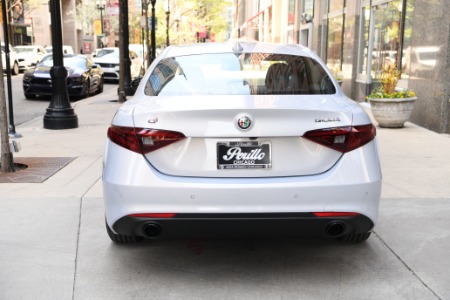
217 141 271 169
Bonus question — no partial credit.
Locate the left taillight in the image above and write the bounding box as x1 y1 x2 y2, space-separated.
303 124 376 153
107 126 186 154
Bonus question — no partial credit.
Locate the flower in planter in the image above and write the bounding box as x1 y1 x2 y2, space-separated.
331 65 343 81
366 64 415 99
366 64 417 128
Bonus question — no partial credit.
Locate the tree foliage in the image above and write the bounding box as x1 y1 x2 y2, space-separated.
137 0 232 48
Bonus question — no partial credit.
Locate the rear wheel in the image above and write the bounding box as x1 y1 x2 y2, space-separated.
11 61 19 75
24 93 36 100
338 231 371 243
97 77 104 94
106 221 141 243
84 79 90 98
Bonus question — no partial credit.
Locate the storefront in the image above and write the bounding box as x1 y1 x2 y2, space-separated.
237 0 449 131
313 0 449 133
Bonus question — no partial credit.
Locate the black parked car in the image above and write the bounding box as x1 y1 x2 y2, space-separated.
23 54 104 100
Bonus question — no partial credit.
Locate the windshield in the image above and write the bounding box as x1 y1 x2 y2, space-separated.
145 53 336 96
39 56 87 69
96 49 118 58
418 51 437 60
15 48 35 53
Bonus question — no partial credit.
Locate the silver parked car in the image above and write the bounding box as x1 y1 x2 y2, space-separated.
103 42 382 244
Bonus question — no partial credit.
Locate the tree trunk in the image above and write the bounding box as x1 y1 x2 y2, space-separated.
0 48 16 173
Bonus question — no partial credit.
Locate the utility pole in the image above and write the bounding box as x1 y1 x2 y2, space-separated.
118 0 135 101
44 0 78 129
1 0 21 138
150 0 156 64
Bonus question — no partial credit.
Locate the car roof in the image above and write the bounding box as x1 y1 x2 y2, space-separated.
45 45 73 49
15 45 42 48
41 54 86 59
161 42 316 59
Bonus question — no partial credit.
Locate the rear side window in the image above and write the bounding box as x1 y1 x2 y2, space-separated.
145 53 336 96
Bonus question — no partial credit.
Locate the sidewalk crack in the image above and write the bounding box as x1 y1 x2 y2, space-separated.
373 231 442 300
72 196 83 300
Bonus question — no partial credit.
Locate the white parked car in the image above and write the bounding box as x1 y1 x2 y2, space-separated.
1 43 19 75
103 42 382 244
92 47 143 81
14 45 47 71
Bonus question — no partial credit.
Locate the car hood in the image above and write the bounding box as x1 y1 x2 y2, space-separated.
93 55 119 64
30 66 80 77
17 53 35 59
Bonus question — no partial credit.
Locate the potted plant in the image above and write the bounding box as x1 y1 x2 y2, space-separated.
331 66 344 86
367 64 416 128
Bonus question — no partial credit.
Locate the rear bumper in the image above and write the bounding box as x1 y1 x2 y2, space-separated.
112 212 374 239
103 139 382 239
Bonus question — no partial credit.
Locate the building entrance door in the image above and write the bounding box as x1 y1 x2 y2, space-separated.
300 23 313 48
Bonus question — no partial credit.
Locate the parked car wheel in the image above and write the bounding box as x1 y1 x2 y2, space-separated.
97 77 104 94
84 79 90 98
24 93 36 100
11 61 19 75
106 221 141 243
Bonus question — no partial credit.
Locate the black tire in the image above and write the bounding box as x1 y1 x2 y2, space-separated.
84 79 90 98
97 77 104 94
106 221 141 243
24 93 36 100
338 231 371 243
11 61 19 75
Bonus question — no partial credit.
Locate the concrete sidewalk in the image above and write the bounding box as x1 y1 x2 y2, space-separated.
1 89 449 300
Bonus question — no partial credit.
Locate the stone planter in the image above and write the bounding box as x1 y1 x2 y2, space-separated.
368 97 417 128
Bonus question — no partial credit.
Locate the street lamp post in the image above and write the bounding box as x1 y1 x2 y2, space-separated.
165 0 170 47
96 0 106 47
1 0 21 138
150 0 156 64
118 0 134 98
43 0 78 129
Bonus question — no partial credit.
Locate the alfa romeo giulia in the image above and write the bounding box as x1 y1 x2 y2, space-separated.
103 42 382 244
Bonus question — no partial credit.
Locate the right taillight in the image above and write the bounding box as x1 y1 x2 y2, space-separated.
303 124 376 153
107 126 186 154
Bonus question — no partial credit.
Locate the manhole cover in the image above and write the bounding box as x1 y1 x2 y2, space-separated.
0 157 76 183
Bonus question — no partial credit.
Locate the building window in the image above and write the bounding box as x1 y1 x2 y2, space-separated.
327 15 344 71
322 0 345 74
288 0 296 26
329 0 344 11
357 0 410 83
357 5 371 79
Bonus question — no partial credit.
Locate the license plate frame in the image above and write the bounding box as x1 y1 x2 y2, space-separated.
217 141 272 170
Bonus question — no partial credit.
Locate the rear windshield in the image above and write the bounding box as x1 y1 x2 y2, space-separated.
145 53 336 96
96 49 118 58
